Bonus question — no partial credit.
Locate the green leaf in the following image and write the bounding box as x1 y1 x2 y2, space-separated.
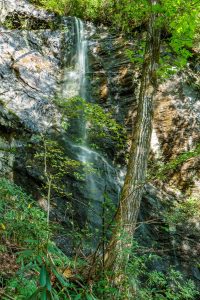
74 295 82 300
86 294 96 300
46 270 52 292
28 287 43 300
40 265 47 287
52 268 70 287
51 290 60 300
17 249 34 256
41 288 47 300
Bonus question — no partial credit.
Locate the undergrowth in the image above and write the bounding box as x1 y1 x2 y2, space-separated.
0 178 199 299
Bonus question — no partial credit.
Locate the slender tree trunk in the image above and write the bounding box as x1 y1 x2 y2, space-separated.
104 0 161 282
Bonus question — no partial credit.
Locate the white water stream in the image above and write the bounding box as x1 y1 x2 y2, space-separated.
0 0 7 24
62 18 121 232
62 18 87 99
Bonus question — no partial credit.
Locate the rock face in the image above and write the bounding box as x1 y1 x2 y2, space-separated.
0 0 54 26
0 0 200 281
153 72 200 196
0 26 60 131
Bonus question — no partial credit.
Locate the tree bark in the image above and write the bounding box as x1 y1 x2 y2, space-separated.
104 0 161 282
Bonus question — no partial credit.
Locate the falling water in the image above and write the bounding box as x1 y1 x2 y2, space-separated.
0 0 7 24
169 225 179 266
61 17 87 99
62 18 121 241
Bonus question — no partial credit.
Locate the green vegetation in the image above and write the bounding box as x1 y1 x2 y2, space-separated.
0 178 96 299
149 144 200 181
31 0 199 80
30 0 110 22
165 197 200 226
0 179 199 299
56 96 126 151
0 136 199 299
31 0 199 52
0 134 199 299
0 178 48 298
0 178 48 248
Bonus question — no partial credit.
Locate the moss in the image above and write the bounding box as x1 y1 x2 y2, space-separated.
3 13 59 31
0 101 24 135
0 99 6 107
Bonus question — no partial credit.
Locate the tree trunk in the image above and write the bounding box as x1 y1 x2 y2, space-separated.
104 0 161 282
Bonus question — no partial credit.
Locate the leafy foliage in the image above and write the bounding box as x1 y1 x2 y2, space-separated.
29 135 86 194
149 144 200 180
164 197 200 227
0 178 48 247
0 179 199 299
0 179 96 299
138 268 199 300
93 241 199 300
0 178 48 298
56 96 126 151
31 0 105 21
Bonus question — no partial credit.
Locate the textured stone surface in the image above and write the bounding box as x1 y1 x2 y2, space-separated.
0 28 61 131
153 71 200 196
0 0 54 24
87 28 138 125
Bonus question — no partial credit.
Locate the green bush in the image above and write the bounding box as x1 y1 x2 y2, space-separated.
0 179 66 299
0 179 199 299
0 178 49 247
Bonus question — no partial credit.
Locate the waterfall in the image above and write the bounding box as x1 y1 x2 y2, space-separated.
62 18 121 242
0 0 7 24
61 17 87 99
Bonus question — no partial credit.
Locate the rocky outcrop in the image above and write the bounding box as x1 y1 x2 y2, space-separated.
0 0 54 27
0 29 61 132
87 27 138 126
153 71 200 196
